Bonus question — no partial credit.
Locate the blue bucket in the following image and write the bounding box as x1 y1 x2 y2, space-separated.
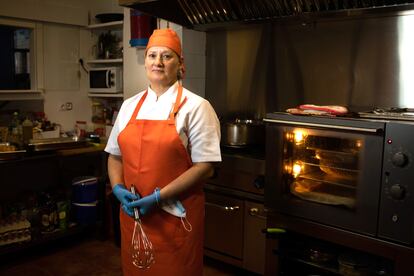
72 201 98 225
72 176 98 203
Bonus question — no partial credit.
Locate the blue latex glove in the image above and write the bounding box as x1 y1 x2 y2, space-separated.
121 204 135 218
112 184 139 217
126 188 160 216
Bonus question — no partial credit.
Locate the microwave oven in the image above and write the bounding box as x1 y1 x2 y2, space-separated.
89 66 123 93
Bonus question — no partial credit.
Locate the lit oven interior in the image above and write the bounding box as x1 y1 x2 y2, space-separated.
283 129 362 209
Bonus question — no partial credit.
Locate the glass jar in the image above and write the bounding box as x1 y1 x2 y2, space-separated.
92 102 104 124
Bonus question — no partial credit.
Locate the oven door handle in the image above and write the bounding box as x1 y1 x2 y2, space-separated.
263 118 381 133
205 202 240 212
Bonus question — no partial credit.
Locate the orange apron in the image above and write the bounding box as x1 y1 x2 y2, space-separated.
117 85 205 275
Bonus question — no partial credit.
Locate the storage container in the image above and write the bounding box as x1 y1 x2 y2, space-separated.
72 176 98 203
72 201 98 225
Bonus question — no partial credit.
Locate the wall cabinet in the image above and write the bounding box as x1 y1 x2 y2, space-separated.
44 24 80 91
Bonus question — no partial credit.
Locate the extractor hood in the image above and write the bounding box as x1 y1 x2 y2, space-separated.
119 0 414 30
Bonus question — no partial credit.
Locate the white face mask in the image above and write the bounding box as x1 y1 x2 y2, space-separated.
160 199 192 232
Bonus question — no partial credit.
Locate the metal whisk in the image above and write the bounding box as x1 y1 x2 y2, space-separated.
130 186 155 269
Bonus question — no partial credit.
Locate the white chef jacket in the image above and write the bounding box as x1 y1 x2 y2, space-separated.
105 82 222 163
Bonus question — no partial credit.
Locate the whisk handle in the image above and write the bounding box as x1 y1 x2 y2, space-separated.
130 186 140 221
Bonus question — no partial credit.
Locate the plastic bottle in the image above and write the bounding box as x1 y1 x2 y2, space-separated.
75 121 87 138
22 117 33 144
39 193 57 233
8 112 22 145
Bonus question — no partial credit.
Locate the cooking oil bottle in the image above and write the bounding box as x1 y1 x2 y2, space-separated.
22 117 33 144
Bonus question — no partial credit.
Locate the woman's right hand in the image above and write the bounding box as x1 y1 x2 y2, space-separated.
112 184 139 217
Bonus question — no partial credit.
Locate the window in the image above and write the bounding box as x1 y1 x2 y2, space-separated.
0 18 42 93
0 25 31 89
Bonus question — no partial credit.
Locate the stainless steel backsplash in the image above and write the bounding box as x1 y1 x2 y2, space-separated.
205 12 414 119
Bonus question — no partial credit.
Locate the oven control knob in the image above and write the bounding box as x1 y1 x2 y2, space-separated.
390 184 405 200
253 175 265 190
391 152 408 167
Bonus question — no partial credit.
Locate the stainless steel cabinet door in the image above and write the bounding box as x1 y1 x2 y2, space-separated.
205 191 244 259
243 200 266 274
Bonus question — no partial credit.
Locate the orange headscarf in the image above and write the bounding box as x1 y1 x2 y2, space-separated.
146 28 182 57
146 28 185 79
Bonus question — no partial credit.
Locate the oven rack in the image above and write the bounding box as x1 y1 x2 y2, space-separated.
296 162 358 189
290 179 356 209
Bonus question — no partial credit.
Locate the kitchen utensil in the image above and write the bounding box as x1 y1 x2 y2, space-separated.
27 137 88 151
130 186 155 269
222 118 265 147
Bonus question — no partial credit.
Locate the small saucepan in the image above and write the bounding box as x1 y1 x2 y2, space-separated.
221 119 265 148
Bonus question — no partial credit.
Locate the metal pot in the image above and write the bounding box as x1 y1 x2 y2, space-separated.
221 119 265 147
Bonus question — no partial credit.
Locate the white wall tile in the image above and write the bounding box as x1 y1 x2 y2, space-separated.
183 78 205 98
184 54 205 79
183 29 206 55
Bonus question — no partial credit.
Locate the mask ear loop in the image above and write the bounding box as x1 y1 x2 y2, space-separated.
180 216 192 232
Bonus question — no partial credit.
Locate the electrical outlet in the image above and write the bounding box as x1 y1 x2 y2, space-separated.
65 102 73 110
60 102 73 111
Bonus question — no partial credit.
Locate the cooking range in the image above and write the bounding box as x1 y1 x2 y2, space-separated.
264 112 414 245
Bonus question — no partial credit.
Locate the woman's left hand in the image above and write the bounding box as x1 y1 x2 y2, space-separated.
126 188 160 216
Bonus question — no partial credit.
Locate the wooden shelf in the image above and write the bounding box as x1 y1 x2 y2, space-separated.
87 21 123 30
0 90 44 100
86 58 123 64
86 20 124 100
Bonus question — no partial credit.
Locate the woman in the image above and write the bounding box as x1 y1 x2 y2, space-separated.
105 28 221 275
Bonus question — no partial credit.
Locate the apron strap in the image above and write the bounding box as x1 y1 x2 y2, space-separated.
168 85 187 124
128 91 148 124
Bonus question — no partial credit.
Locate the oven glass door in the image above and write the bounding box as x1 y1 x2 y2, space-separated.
266 121 384 236
284 128 360 209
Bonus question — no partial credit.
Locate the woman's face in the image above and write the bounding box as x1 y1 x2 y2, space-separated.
145 46 182 89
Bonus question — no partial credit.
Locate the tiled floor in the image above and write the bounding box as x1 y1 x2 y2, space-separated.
0 237 253 276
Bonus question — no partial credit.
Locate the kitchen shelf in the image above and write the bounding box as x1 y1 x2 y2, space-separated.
0 223 100 262
88 93 123 98
0 90 44 100
87 20 123 30
86 58 123 64
86 19 124 100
